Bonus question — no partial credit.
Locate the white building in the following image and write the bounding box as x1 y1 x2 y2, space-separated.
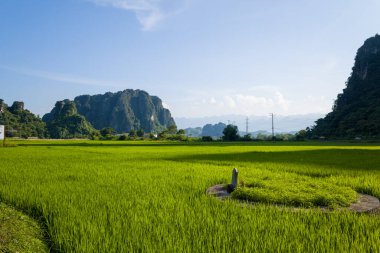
0 125 4 140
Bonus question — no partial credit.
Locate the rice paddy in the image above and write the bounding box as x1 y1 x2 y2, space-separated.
0 140 379 252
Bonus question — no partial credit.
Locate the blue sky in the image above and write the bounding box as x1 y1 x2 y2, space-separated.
1 0 380 118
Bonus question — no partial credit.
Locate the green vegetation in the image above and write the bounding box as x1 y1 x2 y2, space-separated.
136 129 144 137
232 172 358 208
0 141 379 252
0 100 47 138
43 100 96 139
49 89 175 133
222 124 239 141
312 34 380 139
201 136 213 141
100 127 116 140
1 89 177 140
0 202 49 252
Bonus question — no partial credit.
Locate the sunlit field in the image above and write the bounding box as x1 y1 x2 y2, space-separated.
1 141 380 252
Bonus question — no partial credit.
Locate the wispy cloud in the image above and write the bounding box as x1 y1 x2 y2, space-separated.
177 88 293 117
86 0 189 30
0 65 123 87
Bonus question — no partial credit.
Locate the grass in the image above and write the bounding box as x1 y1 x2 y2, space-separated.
0 140 379 252
0 202 49 252
231 172 358 208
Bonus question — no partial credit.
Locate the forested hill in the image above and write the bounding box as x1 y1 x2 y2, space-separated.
42 100 96 139
43 89 175 133
0 100 47 138
312 34 380 138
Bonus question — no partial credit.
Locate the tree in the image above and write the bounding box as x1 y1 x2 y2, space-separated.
149 133 157 139
256 133 270 141
118 134 127 140
305 127 313 139
201 136 213 142
137 129 144 137
177 129 185 135
241 134 252 141
296 130 307 141
158 129 168 139
100 127 115 139
129 129 137 138
167 125 177 134
90 130 101 140
0 100 48 138
222 124 239 141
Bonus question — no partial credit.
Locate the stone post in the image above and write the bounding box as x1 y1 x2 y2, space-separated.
231 168 238 190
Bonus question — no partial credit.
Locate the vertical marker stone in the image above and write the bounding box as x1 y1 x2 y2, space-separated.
231 168 238 190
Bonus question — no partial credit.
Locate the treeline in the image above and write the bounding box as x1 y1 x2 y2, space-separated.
199 124 304 142
70 124 305 142
95 125 188 141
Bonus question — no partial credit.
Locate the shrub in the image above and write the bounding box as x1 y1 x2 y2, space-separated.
118 135 127 141
201 136 213 142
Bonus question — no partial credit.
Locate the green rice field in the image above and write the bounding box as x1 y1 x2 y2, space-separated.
0 140 380 252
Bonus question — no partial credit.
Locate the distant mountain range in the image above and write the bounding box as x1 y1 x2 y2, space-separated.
176 113 324 134
184 122 283 138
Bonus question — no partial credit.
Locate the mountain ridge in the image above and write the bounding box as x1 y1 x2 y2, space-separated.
43 89 176 134
312 34 380 138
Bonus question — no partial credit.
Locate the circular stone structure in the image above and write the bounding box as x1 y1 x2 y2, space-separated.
349 194 380 213
206 185 380 213
206 184 231 199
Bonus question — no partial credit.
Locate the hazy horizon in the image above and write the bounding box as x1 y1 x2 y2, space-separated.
175 113 324 132
1 0 380 118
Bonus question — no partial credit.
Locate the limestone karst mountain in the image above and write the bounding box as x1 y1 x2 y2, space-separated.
43 89 176 134
0 100 47 138
313 34 380 138
42 100 96 139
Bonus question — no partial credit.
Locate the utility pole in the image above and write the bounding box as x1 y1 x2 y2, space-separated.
270 113 274 141
245 117 249 134
0 103 5 146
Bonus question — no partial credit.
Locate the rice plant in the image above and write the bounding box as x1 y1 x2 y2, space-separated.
0 140 379 252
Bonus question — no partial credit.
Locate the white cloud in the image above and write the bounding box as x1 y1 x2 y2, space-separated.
232 92 291 115
87 0 188 30
235 94 274 108
0 65 123 87
224 95 236 108
273 91 290 111
176 90 293 117
302 95 332 114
